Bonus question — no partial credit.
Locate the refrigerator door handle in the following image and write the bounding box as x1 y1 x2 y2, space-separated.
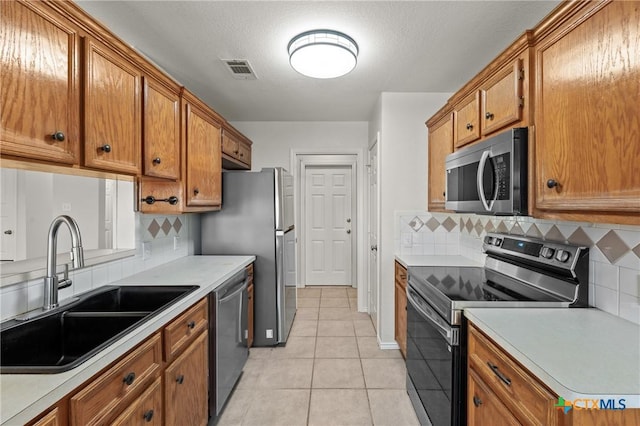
275 230 286 342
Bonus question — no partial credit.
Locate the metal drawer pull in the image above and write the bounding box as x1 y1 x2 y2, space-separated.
176 374 185 384
123 372 136 385
187 320 196 329
487 362 511 386
143 409 154 422
141 195 179 205
473 395 483 407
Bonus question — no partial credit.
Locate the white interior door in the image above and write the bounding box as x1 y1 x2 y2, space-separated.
0 168 18 261
368 141 379 328
305 165 353 285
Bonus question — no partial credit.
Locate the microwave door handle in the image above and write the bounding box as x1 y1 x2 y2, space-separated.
477 150 495 211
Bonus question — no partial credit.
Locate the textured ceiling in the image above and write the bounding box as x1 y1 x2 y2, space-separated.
76 1 560 121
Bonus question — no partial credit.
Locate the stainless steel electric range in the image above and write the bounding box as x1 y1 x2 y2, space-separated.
405 232 589 426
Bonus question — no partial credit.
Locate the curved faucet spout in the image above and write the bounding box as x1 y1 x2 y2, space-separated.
44 215 85 310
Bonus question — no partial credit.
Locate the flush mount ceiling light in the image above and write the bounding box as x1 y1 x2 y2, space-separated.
288 29 359 79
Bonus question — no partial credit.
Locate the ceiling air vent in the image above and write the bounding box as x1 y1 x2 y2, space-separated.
222 59 257 80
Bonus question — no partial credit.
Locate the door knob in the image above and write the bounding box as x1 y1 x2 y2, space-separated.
346 218 351 223
371 245 377 251
4 230 12 235
346 229 351 234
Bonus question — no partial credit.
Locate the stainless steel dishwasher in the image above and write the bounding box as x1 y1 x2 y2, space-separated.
209 268 249 419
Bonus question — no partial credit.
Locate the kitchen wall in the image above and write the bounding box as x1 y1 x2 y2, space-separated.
229 121 369 171
371 92 452 346
396 211 640 325
0 213 200 321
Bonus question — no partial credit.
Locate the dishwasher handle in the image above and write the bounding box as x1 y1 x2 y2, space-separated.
218 279 247 304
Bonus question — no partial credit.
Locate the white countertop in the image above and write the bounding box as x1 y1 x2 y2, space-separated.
465 308 640 407
395 254 483 269
0 255 255 425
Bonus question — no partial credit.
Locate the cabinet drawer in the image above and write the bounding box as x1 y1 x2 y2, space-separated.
468 326 556 426
164 298 208 360
246 263 254 279
70 333 162 426
237 142 251 165
221 133 239 158
394 262 407 289
111 376 162 426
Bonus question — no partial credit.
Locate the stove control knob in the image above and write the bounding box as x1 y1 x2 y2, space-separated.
485 236 494 245
493 238 502 246
555 249 571 263
541 247 555 259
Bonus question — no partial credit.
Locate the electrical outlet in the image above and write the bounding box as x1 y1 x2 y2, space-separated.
173 236 180 251
266 329 274 339
143 242 152 260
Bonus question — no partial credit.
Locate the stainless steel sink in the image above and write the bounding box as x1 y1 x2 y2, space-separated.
0 285 198 374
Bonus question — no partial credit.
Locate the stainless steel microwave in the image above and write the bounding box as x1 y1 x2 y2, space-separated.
445 127 528 215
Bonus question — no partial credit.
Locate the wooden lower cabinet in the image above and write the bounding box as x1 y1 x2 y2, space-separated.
30 407 62 426
247 282 254 348
164 331 209 426
394 261 407 358
467 369 520 426
111 377 162 426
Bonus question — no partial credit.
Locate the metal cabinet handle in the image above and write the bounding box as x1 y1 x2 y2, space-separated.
141 195 178 205
52 131 65 142
123 372 136 386
193 188 200 196
473 395 483 407
176 375 185 384
487 362 511 386
143 410 154 422
152 157 161 165
466 123 473 131
546 179 558 189
100 144 112 153
187 320 196 329
485 112 494 120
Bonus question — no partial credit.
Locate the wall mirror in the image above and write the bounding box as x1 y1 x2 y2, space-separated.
0 165 136 286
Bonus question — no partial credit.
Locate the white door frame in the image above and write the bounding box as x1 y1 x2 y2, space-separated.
367 133 381 332
291 148 367 311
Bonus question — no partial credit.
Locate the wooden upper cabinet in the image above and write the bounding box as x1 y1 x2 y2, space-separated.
427 112 454 211
0 0 80 165
182 91 222 210
482 59 523 135
533 0 640 224
143 76 180 180
221 126 252 170
453 92 481 148
84 38 141 175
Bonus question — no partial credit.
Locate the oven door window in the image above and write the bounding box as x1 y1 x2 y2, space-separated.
406 293 462 426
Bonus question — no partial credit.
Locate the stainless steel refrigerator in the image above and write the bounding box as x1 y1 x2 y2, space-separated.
200 168 296 346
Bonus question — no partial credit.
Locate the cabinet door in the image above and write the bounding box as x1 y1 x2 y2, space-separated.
111 377 162 426
467 369 520 426
30 407 61 426
534 1 640 221
84 38 141 174
221 132 239 158
1 1 79 164
237 140 251 166
453 92 481 148
165 331 208 426
143 77 180 180
394 280 407 358
184 103 222 207
481 59 523 136
427 113 453 211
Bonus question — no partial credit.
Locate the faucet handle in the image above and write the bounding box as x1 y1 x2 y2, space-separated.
58 264 73 290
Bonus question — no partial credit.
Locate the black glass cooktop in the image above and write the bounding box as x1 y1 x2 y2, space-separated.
408 266 565 303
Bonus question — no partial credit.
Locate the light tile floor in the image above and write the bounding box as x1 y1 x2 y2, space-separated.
217 286 420 426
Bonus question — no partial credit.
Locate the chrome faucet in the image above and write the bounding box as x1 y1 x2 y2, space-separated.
43 215 85 310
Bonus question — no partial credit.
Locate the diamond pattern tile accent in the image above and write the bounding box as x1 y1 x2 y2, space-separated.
465 219 473 233
484 221 495 233
173 217 183 234
441 217 457 232
409 216 424 232
545 225 565 242
459 218 465 230
474 219 483 236
510 222 524 236
161 218 172 236
496 222 509 234
596 230 630 264
634 244 640 260
425 217 440 232
526 224 544 239
147 219 160 238
568 227 593 247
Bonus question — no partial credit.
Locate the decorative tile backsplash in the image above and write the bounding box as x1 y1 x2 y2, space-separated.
396 211 640 324
0 213 199 321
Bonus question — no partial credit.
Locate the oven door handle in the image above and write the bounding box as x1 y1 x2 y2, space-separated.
476 150 495 212
407 288 458 346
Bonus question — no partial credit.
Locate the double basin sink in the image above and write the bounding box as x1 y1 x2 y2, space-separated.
0 285 198 374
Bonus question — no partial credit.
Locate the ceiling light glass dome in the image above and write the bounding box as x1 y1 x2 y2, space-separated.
288 30 359 79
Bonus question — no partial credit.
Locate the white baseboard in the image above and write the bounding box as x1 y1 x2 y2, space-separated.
377 337 400 350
